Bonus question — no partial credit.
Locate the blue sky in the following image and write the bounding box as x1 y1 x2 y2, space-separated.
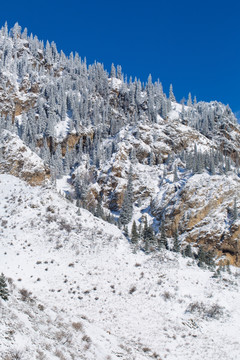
1 0 240 115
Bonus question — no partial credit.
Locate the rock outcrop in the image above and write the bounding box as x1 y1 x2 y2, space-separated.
0 130 50 185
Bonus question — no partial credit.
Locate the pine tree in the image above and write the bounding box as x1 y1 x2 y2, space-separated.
95 196 104 219
0 273 9 301
204 250 215 268
143 220 155 251
187 92 192 107
169 84 176 102
116 65 122 79
158 220 168 250
172 229 180 252
110 63 116 78
197 246 206 267
131 220 139 244
185 244 193 258
119 167 133 225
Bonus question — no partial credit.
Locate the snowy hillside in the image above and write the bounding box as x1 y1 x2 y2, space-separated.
1 174 240 359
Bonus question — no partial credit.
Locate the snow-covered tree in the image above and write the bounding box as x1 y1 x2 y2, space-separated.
169 84 176 102
119 168 133 225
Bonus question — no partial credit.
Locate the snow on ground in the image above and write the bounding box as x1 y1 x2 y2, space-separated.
0 174 240 359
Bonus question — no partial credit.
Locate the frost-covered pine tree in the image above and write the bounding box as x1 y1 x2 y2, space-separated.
187 92 192 107
169 84 176 102
119 167 133 225
110 63 116 78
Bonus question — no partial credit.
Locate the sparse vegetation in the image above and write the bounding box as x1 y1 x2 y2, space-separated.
186 301 224 319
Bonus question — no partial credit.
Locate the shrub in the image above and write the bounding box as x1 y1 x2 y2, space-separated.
186 301 224 319
129 286 136 294
72 322 83 331
162 291 172 301
19 288 32 302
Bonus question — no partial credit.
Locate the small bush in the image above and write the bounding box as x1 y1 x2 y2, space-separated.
46 205 55 213
135 263 141 267
129 286 136 294
19 288 32 302
54 350 66 360
162 291 172 301
82 335 92 343
72 322 83 331
38 304 44 311
7 350 23 360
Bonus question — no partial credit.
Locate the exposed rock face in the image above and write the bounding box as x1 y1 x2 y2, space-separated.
0 131 50 186
83 112 240 266
151 173 240 266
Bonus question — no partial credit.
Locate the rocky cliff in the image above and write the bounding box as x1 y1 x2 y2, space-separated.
0 23 239 266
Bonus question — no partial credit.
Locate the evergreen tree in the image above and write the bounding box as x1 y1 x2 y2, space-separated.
143 221 155 251
142 217 150 253
169 84 176 102
95 196 104 219
197 246 206 267
131 220 139 244
204 250 215 268
158 220 168 249
119 167 133 225
185 244 193 258
172 229 180 252
0 273 9 301
123 225 129 238
187 92 192 107
110 63 116 78
116 65 122 79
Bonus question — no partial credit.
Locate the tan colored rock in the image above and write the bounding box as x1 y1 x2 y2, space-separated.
152 173 240 266
0 131 50 186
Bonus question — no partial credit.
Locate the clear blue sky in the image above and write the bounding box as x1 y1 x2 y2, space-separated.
1 0 240 115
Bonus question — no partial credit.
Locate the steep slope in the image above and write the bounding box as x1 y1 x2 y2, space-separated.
1 173 240 360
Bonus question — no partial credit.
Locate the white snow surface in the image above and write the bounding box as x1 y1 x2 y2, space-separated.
0 174 240 359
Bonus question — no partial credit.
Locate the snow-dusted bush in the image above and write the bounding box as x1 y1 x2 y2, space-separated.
186 301 224 319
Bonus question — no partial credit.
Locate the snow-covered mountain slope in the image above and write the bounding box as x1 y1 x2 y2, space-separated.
1 173 240 359
0 23 240 266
